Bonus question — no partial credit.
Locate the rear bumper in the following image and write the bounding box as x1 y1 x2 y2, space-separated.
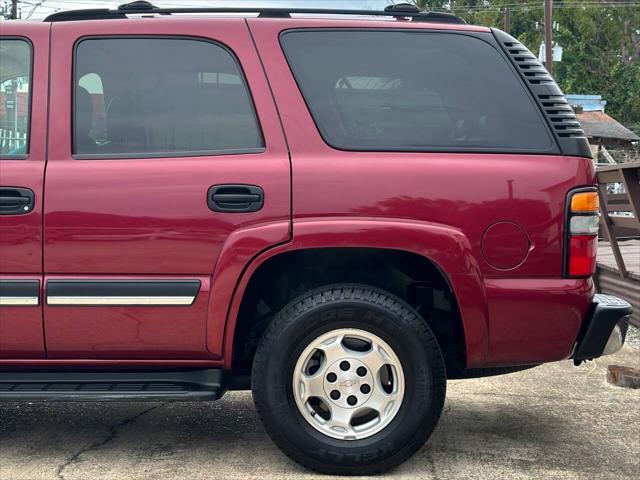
572 294 632 361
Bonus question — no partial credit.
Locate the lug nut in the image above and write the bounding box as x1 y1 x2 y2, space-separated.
326 372 337 382
340 361 350 371
360 384 371 394
330 390 341 400
347 395 358 406
356 366 367 377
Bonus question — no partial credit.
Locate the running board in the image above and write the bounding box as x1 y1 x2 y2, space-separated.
0 368 226 401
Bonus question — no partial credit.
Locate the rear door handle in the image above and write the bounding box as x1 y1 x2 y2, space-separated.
208 185 264 213
0 188 35 215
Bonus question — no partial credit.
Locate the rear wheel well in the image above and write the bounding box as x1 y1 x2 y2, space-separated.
232 248 466 377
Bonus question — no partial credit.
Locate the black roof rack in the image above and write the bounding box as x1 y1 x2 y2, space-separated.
44 1 465 24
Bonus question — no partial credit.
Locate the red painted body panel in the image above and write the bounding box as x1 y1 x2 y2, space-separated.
43 275 212 358
0 23 48 274
248 19 595 279
206 220 291 356
241 20 596 366
0 274 44 358
0 22 49 358
45 19 290 275
36 19 290 358
0 17 596 370
0 159 44 273
485 277 595 364
218 217 489 367
219 219 593 368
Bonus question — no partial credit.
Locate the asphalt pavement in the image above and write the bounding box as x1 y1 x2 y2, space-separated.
1 345 638 480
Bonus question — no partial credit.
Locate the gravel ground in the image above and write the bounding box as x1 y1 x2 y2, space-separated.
1 346 639 480
626 325 640 348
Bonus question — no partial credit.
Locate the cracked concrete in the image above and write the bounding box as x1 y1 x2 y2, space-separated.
1 346 638 480
55 404 166 480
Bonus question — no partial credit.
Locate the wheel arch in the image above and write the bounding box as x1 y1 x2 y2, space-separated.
213 218 490 371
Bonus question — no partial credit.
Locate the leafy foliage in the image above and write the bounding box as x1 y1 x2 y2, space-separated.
415 0 640 132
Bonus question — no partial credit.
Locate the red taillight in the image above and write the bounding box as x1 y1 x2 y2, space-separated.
568 235 598 277
565 189 599 278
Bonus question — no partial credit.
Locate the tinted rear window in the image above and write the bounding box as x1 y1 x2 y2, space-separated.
74 38 263 158
281 31 554 153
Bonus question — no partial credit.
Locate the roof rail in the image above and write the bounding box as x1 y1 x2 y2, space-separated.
44 1 465 24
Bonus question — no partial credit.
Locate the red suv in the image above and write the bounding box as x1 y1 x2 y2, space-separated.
0 2 632 475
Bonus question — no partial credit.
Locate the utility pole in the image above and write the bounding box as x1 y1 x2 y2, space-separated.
503 6 510 34
544 0 553 76
6 0 18 19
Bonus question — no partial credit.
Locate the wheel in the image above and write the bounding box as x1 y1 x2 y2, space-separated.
251 284 446 475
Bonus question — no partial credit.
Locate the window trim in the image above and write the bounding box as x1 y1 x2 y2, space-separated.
0 36 34 160
71 35 266 161
279 28 559 155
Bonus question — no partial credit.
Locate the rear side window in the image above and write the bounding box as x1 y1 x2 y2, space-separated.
281 31 554 153
0 39 31 157
74 38 263 158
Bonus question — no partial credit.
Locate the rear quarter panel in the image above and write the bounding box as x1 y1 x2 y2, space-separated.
248 19 595 366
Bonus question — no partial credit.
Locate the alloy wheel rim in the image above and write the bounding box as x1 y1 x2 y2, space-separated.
292 328 405 440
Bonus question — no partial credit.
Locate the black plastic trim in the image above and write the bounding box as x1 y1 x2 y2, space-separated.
0 368 226 402
0 187 35 215
208 184 264 213
46 280 201 298
492 28 592 159
0 280 39 298
572 294 632 360
46 9 126 22
44 7 464 24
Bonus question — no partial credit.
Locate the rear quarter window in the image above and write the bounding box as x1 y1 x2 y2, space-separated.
280 30 554 153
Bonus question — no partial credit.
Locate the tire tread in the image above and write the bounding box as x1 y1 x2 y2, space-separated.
252 284 445 475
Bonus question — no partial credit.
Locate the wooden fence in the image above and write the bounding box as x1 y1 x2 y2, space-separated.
0 128 27 153
596 162 640 327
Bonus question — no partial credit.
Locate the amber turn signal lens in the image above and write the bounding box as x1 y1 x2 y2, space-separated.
571 191 599 213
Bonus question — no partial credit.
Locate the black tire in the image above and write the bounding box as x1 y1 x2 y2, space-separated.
251 284 446 475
